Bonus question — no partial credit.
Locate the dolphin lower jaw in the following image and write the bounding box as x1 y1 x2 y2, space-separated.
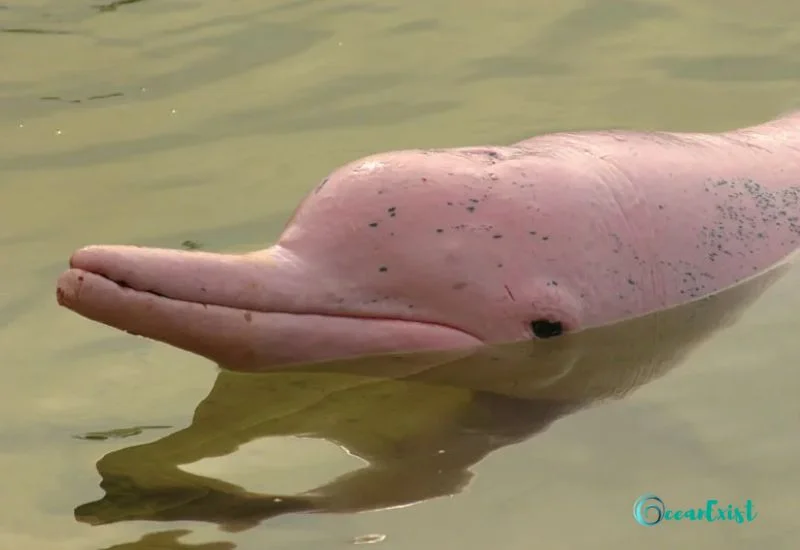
56 268 484 370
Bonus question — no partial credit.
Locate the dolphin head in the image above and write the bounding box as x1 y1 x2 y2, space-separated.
57 147 592 370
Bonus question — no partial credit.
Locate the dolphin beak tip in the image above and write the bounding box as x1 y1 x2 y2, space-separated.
56 268 81 308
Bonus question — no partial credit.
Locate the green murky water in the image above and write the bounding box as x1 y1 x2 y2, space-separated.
2 0 800 548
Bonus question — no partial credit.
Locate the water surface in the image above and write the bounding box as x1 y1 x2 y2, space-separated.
2 0 799 548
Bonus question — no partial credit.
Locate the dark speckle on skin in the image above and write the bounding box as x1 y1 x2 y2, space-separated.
369 222 379 228
244 312 252 322
451 223 494 233
378 266 388 272
542 236 550 241
452 282 468 290
447 201 454 206
609 233 623 253
627 278 635 286
662 178 800 298
493 234 503 239
436 228 444 233
466 206 476 213
699 179 799 259
388 206 397 218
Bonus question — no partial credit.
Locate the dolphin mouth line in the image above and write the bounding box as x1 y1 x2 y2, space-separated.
76 270 486 343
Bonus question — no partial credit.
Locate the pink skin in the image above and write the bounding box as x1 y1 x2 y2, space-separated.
56 114 800 370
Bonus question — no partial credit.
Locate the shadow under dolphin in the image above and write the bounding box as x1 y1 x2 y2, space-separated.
74 260 792 533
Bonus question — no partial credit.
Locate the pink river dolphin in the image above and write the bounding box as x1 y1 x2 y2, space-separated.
56 113 800 370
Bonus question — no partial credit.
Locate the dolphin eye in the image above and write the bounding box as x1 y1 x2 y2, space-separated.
530 319 563 339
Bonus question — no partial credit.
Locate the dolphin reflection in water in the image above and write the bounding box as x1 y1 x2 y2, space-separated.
74 261 791 533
